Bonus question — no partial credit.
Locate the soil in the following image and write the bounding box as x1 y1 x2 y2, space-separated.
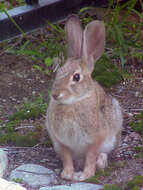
0 44 143 189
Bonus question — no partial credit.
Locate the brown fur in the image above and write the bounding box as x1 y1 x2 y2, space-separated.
46 15 122 181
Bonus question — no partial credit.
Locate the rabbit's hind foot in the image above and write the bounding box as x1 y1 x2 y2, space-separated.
96 153 108 170
61 166 74 180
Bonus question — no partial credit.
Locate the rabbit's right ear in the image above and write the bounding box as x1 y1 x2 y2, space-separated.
82 21 105 73
65 15 83 58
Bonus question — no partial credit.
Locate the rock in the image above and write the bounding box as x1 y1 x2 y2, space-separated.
9 164 58 188
0 178 26 190
130 132 142 140
0 149 8 177
135 91 140 97
39 182 103 190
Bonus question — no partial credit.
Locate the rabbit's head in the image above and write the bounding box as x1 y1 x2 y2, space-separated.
51 15 105 104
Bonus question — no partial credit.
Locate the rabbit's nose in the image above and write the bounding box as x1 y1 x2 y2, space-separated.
52 92 63 100
52 93 59 100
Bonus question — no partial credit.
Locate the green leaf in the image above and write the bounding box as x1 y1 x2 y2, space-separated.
78 6 93 14
32 65 42 72
44 69 50 75
44 57 53 67
119 50 125 68
20 40 30 51
133 9 143 19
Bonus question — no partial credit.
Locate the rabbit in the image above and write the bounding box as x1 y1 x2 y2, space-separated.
46 14 123 181
0 149 8 177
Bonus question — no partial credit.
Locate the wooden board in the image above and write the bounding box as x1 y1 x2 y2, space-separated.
0 0 83 41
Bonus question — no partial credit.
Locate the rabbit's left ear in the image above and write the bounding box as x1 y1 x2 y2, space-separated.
82 21 105 73
65 15 83 58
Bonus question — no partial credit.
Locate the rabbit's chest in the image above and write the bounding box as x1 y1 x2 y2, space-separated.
49 102 96 155
55 118 93 155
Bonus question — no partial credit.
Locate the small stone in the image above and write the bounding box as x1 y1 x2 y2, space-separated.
130 132 141 140
32 91 36 95
54 169 60 175
9 164 58 188
39 182 103 190
11 97 17 102
122 143 128 147
135 91 139 97
128 112 133 117
0 149 8 177
0 178 26 190
17 73 24 78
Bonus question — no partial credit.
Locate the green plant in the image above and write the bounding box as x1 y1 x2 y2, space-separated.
82 1 143 68
47 22 65 42
78 7 94 26
105 0 142 67
0 95 49 146
13 132 39 147
9 95 48 121
85 176 99 184
33 55 54 75
131 52 143 61
102 184 122 190
0 0 25 10
5 120 21 133
134 146 143 158
0 9 66 74
0 5 25 36
92 54 124 88
125 176 143 190
0 124 44 146
12 178 24 183
7 23 66 75
44 139 52 146
107 161 126 173
130 111 143 134
86 167 113 184
131 121 143 134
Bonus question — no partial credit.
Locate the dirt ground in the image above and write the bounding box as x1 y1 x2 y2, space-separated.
0 50 143 190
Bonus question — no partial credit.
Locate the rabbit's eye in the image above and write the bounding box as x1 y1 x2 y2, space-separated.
73 73 80 82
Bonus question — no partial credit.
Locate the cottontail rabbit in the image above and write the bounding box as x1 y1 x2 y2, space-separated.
46 15 122 181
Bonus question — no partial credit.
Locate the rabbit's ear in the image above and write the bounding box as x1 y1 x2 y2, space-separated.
82 21 105 72
65 15 83 58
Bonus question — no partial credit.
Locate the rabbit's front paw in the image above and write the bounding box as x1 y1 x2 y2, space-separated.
96 153 108 169
73 170 95 181
61 167 74 180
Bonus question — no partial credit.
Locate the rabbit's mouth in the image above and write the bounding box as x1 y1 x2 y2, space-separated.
51 91 91 105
